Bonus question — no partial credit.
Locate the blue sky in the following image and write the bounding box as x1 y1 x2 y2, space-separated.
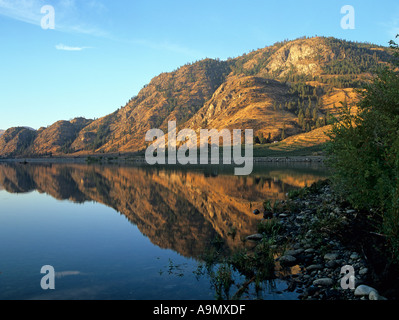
0 0 398 130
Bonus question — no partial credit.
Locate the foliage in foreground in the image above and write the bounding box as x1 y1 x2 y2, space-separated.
325 36 399 262
194 233 278 300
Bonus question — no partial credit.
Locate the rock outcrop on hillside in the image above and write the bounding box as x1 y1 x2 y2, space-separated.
0 37 394 158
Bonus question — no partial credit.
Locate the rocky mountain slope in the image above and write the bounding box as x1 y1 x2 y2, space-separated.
0 36 394 158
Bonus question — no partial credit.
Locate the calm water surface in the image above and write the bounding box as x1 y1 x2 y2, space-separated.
0 162 329 300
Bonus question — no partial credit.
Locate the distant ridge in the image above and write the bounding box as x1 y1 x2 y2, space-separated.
0 36 395 158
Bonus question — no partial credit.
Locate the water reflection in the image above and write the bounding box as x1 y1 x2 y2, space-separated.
0 162 329 259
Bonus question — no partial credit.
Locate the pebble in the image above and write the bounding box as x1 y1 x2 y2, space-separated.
324 253 339 261
279 255 297 266
284 249 304 257
246 234 263 241
325 260 337 268
306 264 323 271
313 278 334 287
256 181 389 301
359 268 368 275
354 285 378 297
369 291 380 300
350 252 360 260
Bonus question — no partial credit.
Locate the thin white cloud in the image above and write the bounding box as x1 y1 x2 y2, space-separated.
0 0 204 58
55 44 90 51
0 0 108 37
0 0 42 26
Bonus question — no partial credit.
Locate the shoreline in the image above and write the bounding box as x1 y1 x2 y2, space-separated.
246 180 395 300
0 155 326 165
254 156 324 163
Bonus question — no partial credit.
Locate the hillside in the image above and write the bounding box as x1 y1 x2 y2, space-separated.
0 36 394 158
0 130 4 137
0 118 92 158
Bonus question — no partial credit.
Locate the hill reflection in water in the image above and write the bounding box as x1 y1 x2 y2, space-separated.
0 162 329 259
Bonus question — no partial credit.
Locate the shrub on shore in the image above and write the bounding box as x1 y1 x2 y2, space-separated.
325 36 399 263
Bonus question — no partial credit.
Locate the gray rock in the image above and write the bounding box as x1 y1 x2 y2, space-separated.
324 253 339 261
354 285 378 297
368 291 387 300
329 240 340 247
279 255 297 266
246 234 263 241
284 249 298 256
305 248 316 254
285 248 304 257
325 260 337 268
350 252 360 260
313 278 334 287
295 248 305 255
306 264 323 271
369 291 380 300
359 268 368 275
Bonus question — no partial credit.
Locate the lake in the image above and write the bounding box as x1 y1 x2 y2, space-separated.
0 161 329 300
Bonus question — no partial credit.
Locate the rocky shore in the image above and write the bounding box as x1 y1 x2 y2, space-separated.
248 180 392 300
0 156 326 170
254 156 325 163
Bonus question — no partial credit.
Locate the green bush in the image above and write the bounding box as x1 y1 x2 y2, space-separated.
325 36 399 261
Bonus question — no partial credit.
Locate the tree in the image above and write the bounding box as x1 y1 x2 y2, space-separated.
305 107 311 120
281 123 286 140
326 35 399 261
298 109 305 127
259 132 267 144
312 107 318 123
